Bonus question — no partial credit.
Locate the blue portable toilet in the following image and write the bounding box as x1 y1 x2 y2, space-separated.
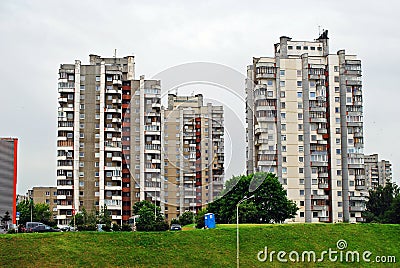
204 213 216 229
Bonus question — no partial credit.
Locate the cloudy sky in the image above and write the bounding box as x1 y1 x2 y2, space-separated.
1 1 399 194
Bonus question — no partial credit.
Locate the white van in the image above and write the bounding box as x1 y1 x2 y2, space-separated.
26 222 44 232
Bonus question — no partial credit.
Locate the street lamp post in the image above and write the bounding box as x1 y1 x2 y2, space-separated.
236 195 254 268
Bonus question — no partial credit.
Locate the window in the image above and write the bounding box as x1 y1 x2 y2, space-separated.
80 114 85 119
300 190 304 196
298 113 303 120
303 46 308 50
297 81 302 87
347 97 352 103
107 76 112 82
299 179 304 185
334 76 339 83
310 92 316 98
45 191 50 196
336 149 341 155
300 212 304 217
280 91 285 98
281 124 286 131
299 157 304 162
300 201 304 206
335 107 340 113
281 113 286 119
296 46 301 50
335 97 340 103
282 146 286 152
80 85 85 90
298 135 303 141
336 138 340 144
96 76 100 82
299 168 304 173
281 102 286 109
298 102 303 109
282 167 287 173
79 181 84 187
310 46 315 51
280 70 285 76
80 133 84 138
267 91 273 97
335 87 340 93
297 70 301 77
288 46 293 50
299 146 304 152
311 135 317 141
310 81 315 87
338 191 342 197
283 156 287 162
79 152 84 157
334 66 339 72
79 162 84 167
267 80 273 86
313 212 318 218
280 81 285 87
337 170 342 176
297 92 303 98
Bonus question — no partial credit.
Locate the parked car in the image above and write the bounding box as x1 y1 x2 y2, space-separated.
31 225 60 233
60 226 76 232
170 224 182 231
26 222 45 232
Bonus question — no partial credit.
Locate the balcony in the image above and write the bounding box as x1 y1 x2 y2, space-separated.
311 195 329 200
311 161 328 167
318 183 329 189
112 156 122 162
350 196 366 202
57 195 67 200
310 118 327 123
113 79 122 86
312 205 328 211
350 206 365 212
152 103 161 109
57 205 73 210
105 88 120 94
57 185 73 190
319 217 330 222
56 215 67 220
255 73 276 79
105 185 122 191
355 185 367 190
318 172 329 178
105 127 121 132
317 128 328 134
346 80 362 86
58 97 68 103
105 108 122 113
309 106 326 112
112 176 122 181
112 99 122 104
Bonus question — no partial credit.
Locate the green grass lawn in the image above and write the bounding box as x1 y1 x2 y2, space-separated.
1 224 399 267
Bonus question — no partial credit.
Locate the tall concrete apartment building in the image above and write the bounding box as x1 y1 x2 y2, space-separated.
246 31 366 223
0 138 18 224
364 154 392 189
57 55 224 225
163 94 224 220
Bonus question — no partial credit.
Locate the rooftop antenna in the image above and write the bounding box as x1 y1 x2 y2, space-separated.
318 25 321 36
114 49 117 64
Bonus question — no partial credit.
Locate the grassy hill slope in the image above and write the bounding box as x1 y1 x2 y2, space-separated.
1 224 399 267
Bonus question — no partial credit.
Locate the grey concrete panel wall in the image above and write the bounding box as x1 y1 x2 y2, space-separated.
0 140 15 218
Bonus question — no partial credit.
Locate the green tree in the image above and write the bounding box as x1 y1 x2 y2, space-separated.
133 201 168 231
178 211 195 226
16 200 54 226
1 211 11 228
207 172 298 224
364 180 399 223
195 209 207 229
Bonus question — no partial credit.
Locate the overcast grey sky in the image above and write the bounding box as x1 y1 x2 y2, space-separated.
1 0 399 194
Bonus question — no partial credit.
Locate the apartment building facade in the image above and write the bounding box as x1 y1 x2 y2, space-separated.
163 94 224 220
57 55 135 226
28 187 58 220
364 154 392 189
246 31 366 223
0 138 18 224
57 55 223 225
